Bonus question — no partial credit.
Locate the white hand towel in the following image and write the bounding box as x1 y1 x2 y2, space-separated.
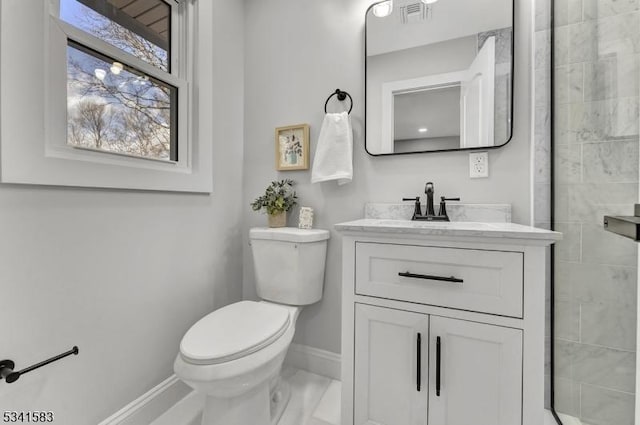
311 111 353 185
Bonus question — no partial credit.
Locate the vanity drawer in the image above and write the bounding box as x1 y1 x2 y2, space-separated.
355 242 524 317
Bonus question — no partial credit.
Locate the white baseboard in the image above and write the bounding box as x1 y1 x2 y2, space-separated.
284 343 341 381
98 345 340 425
97 374 192 425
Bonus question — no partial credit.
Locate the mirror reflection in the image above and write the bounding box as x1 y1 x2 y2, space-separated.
366 0 514 155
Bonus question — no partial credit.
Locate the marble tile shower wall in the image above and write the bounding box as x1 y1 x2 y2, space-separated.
550 0 640 423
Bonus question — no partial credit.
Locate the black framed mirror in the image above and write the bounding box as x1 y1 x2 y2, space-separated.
365 0 515 155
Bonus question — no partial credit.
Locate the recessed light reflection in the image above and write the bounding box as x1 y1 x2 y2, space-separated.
373 0 393 17
110 62 123 75
418 128 428 133
94 68 107 81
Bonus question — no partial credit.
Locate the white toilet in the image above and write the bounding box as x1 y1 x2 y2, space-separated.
174 227 330 425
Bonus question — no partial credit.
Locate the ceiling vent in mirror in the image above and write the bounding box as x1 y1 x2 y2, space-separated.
400 3 431 23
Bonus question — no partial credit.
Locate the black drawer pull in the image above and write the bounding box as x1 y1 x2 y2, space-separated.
416 333 422 392
399 271 463 284
436 336 442 396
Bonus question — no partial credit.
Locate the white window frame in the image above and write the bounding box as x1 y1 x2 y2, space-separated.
0 0 213 192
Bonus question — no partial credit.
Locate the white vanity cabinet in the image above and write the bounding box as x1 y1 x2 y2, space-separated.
354 304 523 425
428 316 522 425
336 220 560 425
354 304 429 425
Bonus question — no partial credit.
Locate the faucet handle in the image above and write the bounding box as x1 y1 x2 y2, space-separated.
438 197 460 219
402 197 422 220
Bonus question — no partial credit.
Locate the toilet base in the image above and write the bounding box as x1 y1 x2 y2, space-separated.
200 377 292 425
270 378 291 424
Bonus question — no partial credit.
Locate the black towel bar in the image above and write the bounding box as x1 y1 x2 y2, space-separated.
1 346 79 384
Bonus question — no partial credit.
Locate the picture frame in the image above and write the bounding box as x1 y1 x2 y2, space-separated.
275 124 310 171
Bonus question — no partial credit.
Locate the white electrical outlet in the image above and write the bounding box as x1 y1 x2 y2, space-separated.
469 152 489 178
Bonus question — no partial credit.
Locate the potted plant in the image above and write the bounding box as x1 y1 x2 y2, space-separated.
251 179 298 228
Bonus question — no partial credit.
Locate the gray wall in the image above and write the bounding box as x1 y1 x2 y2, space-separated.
243 0 534 354
0 0 245 423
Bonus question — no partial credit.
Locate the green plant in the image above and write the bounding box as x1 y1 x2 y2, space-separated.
251 179 297 215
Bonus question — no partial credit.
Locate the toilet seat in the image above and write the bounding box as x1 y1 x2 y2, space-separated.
180 301 290 365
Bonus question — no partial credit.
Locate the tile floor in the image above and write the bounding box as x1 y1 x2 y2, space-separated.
279 368 340 425
151 368 341 425
546 412 585 425
152 367 565 425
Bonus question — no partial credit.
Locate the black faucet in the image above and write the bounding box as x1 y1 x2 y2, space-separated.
403 182 459 221
425 182 436 216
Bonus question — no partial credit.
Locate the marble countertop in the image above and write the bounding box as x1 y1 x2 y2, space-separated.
335 219 562 241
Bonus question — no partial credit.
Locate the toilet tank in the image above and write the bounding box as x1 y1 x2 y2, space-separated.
250 227 330 305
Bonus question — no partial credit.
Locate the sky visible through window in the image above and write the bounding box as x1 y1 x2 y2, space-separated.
61 0 175 161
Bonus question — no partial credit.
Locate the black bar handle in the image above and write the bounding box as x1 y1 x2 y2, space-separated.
399 271 464 284
436 336 442 396
1 346 79 384
416 333 422 392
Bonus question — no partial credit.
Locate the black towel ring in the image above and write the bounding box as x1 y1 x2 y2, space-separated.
324 89 353 114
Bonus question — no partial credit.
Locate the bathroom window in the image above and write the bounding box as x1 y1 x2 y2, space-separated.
0 0 213 192
59 0 181 162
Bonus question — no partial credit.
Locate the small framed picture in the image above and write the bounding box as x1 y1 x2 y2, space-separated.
275 124 310 171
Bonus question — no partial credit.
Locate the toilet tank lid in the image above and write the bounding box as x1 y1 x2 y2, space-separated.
250 227 330 243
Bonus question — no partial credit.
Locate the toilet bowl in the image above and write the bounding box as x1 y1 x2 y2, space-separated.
174 301 300 425
174 227 330 425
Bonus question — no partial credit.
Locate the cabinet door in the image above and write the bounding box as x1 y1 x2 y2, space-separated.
354 304 429 425
429 316 522 425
